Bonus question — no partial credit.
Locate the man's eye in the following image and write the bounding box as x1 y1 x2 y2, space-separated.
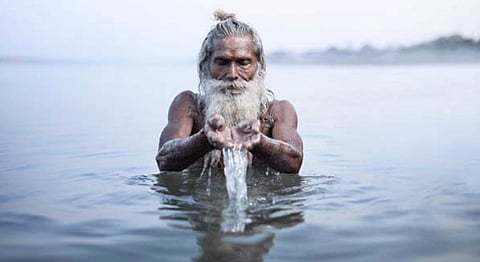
237 59 251 66
215 59 228 65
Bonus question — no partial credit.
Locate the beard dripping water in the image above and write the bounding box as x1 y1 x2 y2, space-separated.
199 69 268 168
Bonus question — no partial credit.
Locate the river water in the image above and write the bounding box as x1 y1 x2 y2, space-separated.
0 63 479 261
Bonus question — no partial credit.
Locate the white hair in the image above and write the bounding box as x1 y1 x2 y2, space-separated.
197 11 267 84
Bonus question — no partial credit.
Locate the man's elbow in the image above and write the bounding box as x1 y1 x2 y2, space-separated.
288 160 303 173
156 154 183 172
278 156 303 174
155 154 167 171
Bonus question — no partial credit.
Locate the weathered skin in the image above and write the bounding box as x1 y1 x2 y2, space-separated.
156 36 303 173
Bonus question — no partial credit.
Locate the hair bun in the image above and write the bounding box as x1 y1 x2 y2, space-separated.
213 10 236 21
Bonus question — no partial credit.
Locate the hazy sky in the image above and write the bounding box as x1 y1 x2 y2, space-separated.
1 0 479 61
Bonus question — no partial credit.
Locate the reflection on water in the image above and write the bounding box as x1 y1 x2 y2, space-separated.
221 199 248 232
153 168 306 261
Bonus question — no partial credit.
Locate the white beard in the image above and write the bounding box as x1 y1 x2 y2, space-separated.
200 70 266 128
199 70 267 168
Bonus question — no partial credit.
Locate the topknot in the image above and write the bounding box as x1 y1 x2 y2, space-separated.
213 10 236 21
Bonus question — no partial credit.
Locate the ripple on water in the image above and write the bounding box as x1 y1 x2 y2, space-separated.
151 169 340 236
126 174 156 186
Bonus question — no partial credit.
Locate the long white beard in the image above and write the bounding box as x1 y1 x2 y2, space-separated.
199 70 267 168
200 71 266 128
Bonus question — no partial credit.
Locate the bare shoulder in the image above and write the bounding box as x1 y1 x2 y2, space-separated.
265 99 303 156
160 90 200 146
167 90 200 118
269 99 298 127
270 99 297 112
170 90 197 108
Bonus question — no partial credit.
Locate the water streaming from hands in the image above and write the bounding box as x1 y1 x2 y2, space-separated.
221 147 249 232
222 147 248 202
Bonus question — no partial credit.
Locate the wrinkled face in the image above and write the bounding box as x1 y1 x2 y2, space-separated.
201 35 265 129
209 36 259 84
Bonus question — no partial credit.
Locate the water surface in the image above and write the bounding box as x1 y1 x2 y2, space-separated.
1 63 479 261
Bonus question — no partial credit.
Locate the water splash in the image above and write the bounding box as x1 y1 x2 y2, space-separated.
222 147 248 202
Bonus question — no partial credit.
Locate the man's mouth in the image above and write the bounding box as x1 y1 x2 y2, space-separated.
226 88 244 95
224 85 245 95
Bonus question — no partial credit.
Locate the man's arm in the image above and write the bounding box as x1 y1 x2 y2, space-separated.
233 100 303 173
254 100 303 173
156 91 213 171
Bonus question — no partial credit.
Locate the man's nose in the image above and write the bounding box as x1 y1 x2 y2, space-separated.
226 63 239 81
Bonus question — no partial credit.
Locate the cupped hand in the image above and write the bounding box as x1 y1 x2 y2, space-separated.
204 114 235 149
231 119 261 150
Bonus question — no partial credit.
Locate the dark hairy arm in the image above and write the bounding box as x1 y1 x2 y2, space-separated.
156 91 213 171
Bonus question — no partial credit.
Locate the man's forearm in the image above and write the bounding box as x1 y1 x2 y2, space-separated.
251 134 303 173
156 130 213 171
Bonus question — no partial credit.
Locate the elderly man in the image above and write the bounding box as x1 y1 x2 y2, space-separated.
156 11 303 173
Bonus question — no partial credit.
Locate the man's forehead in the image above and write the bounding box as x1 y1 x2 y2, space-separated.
211 36 256 57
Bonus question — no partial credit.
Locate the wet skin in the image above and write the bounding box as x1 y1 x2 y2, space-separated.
156 36 303 173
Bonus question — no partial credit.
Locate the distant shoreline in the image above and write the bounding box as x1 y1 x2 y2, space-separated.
267 34 480 65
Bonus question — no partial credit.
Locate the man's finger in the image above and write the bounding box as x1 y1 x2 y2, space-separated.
208 114 226 131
